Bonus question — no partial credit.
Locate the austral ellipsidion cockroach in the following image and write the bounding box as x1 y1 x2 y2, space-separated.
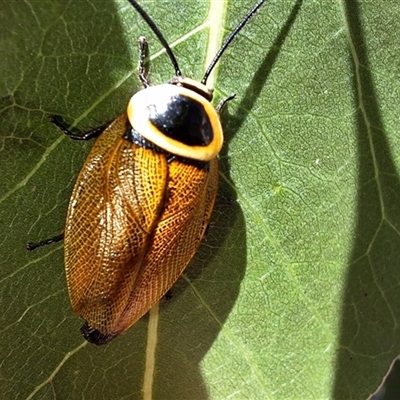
27 0 266 345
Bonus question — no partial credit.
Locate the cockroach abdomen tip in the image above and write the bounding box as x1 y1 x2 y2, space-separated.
80 321 117 346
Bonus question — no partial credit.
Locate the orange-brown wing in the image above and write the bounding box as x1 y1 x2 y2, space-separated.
112 156 219 335
64 114 168 333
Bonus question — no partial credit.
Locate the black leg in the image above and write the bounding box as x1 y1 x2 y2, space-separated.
26 232 64 251
138 36 150 88
164 290 173 301
49 115 110 141
216 93 236 113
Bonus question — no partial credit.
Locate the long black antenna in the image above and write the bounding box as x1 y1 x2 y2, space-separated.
127 0 182 76
202 0 266 85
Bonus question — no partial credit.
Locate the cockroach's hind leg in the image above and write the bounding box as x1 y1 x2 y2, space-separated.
216 93 236 113
26 232 64 251
49 115 111 141
164 290 173 301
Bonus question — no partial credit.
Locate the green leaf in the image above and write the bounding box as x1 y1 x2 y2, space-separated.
1 0 400 399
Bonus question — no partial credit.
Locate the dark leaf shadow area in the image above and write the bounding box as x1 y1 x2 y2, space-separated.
333 1 400 399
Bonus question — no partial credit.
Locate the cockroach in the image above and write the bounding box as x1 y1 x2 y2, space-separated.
28 0 266 345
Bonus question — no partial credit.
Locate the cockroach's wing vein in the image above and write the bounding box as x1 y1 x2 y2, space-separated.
64 114 168 332
114 157 219 334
